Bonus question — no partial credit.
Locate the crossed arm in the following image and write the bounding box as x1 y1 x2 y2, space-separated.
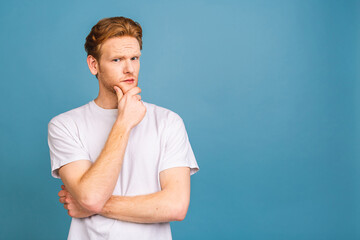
58 160 191 223
55 87 191 224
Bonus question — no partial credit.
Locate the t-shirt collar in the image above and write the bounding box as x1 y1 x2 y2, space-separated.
89 100 118 116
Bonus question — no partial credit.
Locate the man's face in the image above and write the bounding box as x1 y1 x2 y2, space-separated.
96 36 141 95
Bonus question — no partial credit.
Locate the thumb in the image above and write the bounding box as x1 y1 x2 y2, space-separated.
114 86 124 101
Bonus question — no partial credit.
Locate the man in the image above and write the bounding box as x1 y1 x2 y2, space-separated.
47 16 199 239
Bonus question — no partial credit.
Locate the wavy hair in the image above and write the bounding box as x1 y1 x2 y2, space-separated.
84 16 143 61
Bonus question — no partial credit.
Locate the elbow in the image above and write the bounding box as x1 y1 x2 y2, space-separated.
79 194 107 214
82 202 104 214
172 201 189 222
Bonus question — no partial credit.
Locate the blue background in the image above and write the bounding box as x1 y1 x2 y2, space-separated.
0 0 359 239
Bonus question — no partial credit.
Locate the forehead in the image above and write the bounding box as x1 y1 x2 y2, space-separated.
100 36 141 57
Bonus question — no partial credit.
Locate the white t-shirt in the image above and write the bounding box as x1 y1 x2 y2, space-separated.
47 100 199 240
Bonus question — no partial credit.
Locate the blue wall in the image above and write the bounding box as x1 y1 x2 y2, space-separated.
0 0 358 239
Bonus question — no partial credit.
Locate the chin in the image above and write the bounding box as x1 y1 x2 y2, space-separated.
121 84 137 93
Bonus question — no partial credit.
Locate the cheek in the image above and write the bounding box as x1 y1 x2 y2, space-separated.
135 63 140 74
102 66 121 78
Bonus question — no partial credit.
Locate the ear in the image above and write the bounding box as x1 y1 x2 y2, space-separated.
87 55 99 76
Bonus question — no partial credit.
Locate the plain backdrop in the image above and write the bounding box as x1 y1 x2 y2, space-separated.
0 0 359 239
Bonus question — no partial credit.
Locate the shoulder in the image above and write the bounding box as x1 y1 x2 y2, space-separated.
48 102 90 130
142 101 183 124
141 101 187 140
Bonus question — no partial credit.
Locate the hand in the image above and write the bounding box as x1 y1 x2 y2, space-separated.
58 185 96 218
114 86 146 130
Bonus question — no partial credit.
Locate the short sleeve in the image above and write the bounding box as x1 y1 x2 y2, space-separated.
47 119 90 179
159 114 199 176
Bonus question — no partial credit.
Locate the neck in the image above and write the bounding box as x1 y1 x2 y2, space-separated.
94 89 118 109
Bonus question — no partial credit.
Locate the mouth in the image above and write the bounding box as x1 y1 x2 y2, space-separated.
122 78 135 84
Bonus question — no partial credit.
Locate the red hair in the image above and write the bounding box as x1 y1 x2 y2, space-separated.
84 16 143 61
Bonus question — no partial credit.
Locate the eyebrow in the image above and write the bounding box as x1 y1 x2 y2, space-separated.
110 52 141 58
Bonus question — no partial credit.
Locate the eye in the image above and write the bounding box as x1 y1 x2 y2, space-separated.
131 56 139 60
112 58 121 62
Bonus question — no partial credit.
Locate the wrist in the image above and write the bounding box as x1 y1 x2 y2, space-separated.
114 119 132 133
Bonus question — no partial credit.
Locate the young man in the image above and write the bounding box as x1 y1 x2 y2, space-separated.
47 17 199 239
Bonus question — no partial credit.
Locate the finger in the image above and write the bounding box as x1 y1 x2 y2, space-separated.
61 185 64 190
65 197 72 203
67 203 72 210
114 86 124 100
58 190 66 197
63 203 68 210
67 194 75 201
126 87 141 96
134 95 141 101
59 197 66 204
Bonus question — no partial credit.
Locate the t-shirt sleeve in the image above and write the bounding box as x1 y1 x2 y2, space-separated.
47 119 90 179
159 114 199 176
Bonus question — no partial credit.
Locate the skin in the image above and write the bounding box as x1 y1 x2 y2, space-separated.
57 36 191 223
89 36 142 109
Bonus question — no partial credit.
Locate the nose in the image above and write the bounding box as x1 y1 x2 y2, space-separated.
123 59 134 74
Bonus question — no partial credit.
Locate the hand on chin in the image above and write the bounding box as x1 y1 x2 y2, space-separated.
117 83 137 95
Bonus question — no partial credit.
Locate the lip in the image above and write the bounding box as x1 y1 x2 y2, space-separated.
122 78 135 82
121 79 135 84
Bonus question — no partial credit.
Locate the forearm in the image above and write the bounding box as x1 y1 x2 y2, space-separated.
77 120 131 211
99 189 183 223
